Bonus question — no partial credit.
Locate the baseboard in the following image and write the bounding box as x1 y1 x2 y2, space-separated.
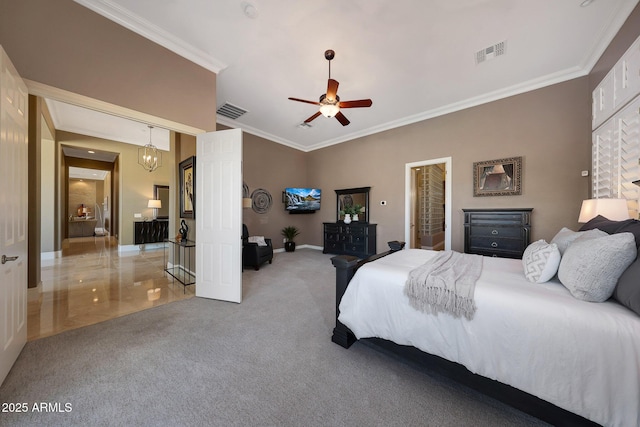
298 244 323 251
41 250 62 261
118 242 166 256
273 244 322 253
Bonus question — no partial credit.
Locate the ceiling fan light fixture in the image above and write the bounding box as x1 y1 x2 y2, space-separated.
319 103 340 118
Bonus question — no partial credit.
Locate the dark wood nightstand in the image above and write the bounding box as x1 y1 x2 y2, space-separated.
463 208 532 259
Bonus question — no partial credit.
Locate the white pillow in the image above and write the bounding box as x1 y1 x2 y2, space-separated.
558 232 637 302
550 227 607 255
522 240 561 283
248 236 267 246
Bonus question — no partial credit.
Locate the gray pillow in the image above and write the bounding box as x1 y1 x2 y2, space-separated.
558 232 637 302
613 256 640 315
550 227 607 255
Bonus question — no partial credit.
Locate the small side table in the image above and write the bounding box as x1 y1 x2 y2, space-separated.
164 238 195 293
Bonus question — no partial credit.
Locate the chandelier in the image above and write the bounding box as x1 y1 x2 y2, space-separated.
138 125 162 172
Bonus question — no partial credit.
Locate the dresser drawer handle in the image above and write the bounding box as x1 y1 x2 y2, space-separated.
491 229 498 235
491 242 498 248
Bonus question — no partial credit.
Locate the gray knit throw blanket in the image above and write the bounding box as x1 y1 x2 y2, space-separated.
404 251 483 320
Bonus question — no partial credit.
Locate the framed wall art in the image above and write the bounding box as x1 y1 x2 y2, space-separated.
473 156 522 197
179 156 196 218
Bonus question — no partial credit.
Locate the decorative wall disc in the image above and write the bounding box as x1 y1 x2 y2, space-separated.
243 182 250 198
251 188 272 214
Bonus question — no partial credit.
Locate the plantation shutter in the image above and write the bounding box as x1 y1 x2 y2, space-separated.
592 96 640 218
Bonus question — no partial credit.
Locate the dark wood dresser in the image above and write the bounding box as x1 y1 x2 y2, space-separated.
323 222 377 258
463 208 532 259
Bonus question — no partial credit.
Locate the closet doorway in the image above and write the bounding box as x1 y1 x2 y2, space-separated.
405 157 452 250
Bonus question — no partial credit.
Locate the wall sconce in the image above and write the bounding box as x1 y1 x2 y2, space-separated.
148 199 162 219
578 198 629 223
242 198 252 209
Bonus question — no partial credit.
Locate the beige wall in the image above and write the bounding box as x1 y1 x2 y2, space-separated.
58 131 172 245
4 0 639 258
242 4 640 254
239 129 309 249
68 180 98 216
303 78 591 253
0 0 217 132
40 134 55 253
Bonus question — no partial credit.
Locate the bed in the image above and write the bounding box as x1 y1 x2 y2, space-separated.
331 224 640 427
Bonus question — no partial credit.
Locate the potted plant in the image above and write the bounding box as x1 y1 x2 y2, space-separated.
340 204 363 223
281 226 300 252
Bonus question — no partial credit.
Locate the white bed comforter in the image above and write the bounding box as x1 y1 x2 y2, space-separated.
338 249 640 427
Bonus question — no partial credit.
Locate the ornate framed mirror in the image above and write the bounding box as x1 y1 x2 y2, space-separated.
335 187 370 223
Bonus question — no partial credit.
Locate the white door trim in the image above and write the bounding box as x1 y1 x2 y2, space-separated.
404 157 452 250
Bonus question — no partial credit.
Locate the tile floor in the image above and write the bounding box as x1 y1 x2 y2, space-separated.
28 236 194 341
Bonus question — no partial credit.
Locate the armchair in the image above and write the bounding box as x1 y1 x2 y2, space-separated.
242 224 273 271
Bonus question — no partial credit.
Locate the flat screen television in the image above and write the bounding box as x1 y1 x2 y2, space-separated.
284 188 321 213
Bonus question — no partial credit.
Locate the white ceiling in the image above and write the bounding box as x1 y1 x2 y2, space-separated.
66 0 638 152
69 166 109 180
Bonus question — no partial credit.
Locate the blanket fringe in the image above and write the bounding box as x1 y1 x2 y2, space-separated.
405 284 476 320
404 251 482 320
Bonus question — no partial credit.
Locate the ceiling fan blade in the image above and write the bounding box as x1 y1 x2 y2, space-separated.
304 111 322 123
288 97 320 106
339 99 373 108
326 79 339 101
335 111 350 126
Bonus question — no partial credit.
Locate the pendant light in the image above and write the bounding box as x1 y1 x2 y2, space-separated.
138 125 162 172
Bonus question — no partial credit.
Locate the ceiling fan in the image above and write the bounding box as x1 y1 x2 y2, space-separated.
288 50 372 126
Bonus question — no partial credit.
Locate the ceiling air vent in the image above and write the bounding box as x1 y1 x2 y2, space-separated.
475 41 506 64
217 103 248 120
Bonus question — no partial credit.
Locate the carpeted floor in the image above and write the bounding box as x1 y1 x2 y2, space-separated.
0 249 548 426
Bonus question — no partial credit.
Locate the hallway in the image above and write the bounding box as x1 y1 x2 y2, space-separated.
28 237 194 341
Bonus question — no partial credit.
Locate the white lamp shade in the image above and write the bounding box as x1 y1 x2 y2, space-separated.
578 198 629 223
148 199 162 209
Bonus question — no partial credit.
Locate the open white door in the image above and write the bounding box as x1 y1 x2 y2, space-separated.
195 128 243 302
0 46 28 385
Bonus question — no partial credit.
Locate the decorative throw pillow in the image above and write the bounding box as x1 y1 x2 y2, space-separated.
550 227 607 255
612 256 640 316
558 232 637 302
522 240 561 283
248 236 267 246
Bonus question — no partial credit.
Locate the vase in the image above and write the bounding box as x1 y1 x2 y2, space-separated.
343 214 352 224
284 241 296 252
352 214 359 222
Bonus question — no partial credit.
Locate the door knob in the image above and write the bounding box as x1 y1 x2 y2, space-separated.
1 255 18 264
